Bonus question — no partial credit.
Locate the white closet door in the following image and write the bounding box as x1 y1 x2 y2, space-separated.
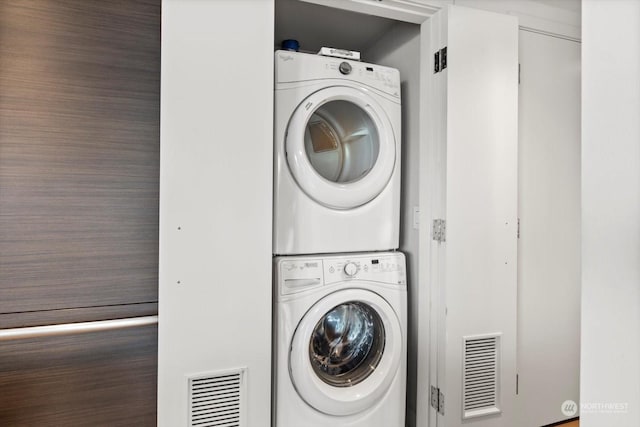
159 1 274 426
516 29 581 427
430 5 519 427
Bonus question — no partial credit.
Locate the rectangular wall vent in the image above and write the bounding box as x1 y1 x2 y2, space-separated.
188 368 245 427
462 334 501 419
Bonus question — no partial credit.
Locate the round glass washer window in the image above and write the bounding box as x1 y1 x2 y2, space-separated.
309 301 385 388
304 100 380 183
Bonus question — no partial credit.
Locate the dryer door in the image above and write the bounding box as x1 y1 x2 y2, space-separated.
285 86 396 209
289 288 402 416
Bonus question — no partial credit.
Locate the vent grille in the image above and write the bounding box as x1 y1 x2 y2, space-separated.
188 369 245 427
462 334 501 419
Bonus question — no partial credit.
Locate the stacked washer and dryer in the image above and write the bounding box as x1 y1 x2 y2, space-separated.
272 50 406 427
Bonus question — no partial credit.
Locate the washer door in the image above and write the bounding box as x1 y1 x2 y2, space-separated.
289 288 402 416
286 86 396 209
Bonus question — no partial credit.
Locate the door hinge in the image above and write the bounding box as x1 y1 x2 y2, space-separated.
518 63 521 84
434 46 447 74
516 373 519 395
432 219 446 242
441 46 447 70
517 217 520 239
431 385 445 415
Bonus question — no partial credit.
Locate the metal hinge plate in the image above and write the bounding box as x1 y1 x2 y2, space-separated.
430 385 445 415
434 46 447 73
430 385 438 410
432 219 446 242
441 46 447 70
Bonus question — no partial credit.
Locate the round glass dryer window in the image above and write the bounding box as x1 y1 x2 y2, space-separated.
309 301 385 387
304 101 380 183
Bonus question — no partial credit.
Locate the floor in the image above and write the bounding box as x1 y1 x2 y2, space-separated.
561 420 579 427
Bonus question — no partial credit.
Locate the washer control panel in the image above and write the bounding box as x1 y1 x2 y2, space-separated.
279 260 324 295
276 252 406 295
323 253 406 286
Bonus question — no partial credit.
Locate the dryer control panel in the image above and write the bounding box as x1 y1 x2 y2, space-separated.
275 50 400 100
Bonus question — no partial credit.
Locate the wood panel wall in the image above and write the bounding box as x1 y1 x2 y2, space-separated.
0 325 158 426
0 0 160 318
0 1 160 424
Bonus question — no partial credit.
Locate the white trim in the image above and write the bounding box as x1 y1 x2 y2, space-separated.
519 26 581 43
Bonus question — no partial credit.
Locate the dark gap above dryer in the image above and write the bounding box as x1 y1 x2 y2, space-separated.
275 0 402 59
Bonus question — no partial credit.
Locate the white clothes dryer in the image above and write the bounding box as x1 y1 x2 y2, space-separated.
273 50 402 255
273 252 407 427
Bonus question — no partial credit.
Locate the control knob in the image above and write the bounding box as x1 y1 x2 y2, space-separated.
344 262 358 277
339 62 352 75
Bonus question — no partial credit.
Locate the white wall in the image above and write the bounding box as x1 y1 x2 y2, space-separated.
158 1 274 426
581 1 640 427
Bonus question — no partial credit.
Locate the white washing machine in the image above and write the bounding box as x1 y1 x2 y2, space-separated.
273 50 402 255
273 252 407 427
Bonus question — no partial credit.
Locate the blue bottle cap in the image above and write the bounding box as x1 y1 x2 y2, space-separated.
281 39 300 52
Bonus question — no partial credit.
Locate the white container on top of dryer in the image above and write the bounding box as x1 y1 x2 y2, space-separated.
273 50 402 255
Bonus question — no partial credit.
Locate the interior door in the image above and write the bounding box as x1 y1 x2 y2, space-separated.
428 5 519 427
516 29 581 426
159 1 274 426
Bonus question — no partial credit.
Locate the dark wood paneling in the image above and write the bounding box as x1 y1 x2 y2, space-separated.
0 324 157 426
0 0 160 314
0 302 158 329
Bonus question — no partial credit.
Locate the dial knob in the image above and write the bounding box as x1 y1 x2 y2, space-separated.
344 262 358 276
339 62 352 75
